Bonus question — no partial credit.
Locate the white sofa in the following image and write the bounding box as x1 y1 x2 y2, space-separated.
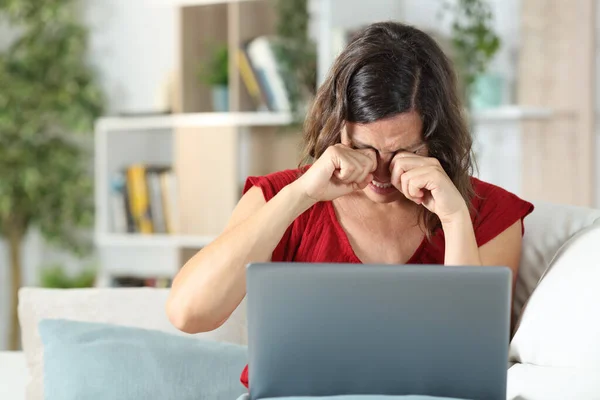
1 201 599 400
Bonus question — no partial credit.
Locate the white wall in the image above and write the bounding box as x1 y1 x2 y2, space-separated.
0 0 178 350
596 0 600 207
310 0 520 103
82 0 177 114
401 0 521 104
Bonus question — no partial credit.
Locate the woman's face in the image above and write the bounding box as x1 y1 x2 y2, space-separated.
341 111 425 204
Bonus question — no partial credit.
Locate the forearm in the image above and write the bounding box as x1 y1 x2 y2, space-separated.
442 207 481 266
168 183 314 332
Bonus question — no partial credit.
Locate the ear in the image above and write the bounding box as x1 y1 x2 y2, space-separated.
340 123 351 145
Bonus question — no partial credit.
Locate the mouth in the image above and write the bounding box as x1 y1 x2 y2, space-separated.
371 180 393 189
368 179 396 195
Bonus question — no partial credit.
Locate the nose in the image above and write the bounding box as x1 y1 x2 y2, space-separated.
374 151 394 181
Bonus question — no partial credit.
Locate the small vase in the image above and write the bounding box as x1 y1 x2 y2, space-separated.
469 73 504 111
211 85 229 112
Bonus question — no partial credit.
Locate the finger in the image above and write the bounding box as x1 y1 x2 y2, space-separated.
355 160 374 185
327 144 346 173
343 150 374 183
343 148 376 183
330 146 357 181
334 154 363 183
401 171 411 200
408 181 425 202
390 152 438 173
390 158 408 189
333 160 356 182
355 148 377 173
401 168 431 203
354 173 373 191
360 173 374 187
405 170 426 198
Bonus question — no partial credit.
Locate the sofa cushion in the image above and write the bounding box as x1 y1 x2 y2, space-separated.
18 287 247 400
515 201 600 324
507 364 600 400
39 319 247 400
0 351 27 400
254 397 465 399
508 223 600 399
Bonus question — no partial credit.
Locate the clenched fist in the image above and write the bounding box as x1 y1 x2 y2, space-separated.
390 152 467 224
294 144 377 202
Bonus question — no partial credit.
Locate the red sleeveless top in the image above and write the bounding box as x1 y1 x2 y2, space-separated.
239 168 534 388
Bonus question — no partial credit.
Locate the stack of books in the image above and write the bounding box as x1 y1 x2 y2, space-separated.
237 35 291 112
110 164 178 234
111 276 172 288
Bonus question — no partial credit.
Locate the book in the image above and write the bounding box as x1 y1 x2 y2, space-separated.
126 164 153 234
146 167 169 234
111 275 173 288
110 165 178 235
160 170 179 234
244 36 291 112
109 172 128 233
237 47 270 111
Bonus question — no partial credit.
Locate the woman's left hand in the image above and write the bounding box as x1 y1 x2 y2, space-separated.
390 152 468 224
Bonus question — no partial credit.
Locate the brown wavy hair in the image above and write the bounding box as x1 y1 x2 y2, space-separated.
300 21 475 237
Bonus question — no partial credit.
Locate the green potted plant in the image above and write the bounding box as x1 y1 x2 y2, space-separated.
40 264 97 289
197 42 229 112
272 0 317 122
440 0 502 109
0 0 104 350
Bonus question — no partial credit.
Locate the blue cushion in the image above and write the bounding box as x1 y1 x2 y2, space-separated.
260 397 464 399
248 397 464 400
39 319 248 400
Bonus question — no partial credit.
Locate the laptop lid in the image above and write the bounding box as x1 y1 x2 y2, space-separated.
246 263 511 400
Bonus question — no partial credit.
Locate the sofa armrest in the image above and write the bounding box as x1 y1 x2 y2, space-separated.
0 351 27 400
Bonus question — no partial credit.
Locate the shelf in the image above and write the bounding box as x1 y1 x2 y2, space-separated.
177 0 255 6
96 112 293 132
471 106 553 122
96 233 215 248
97 107 554 132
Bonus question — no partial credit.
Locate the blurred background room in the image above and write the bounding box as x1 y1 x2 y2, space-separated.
0 0 596 351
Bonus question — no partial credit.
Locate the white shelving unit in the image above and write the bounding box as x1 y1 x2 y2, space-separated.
471 106 553 122
96 112 292 132
94 112 297 285
471 106 555 197
96 234 216 248
93 0 302 286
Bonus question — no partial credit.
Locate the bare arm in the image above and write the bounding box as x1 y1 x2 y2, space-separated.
478 220 523 286
443 208 523 285
441 207 482 266
167 183 315 333
166 145 377 334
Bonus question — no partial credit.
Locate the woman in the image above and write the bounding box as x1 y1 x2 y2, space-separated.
167 21 533 389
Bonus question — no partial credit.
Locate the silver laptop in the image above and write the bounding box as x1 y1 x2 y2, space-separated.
246 263 511 400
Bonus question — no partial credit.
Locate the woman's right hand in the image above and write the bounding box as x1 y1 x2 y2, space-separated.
294 144 377 202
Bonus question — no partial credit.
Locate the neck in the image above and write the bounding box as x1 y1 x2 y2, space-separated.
339 191 420 217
